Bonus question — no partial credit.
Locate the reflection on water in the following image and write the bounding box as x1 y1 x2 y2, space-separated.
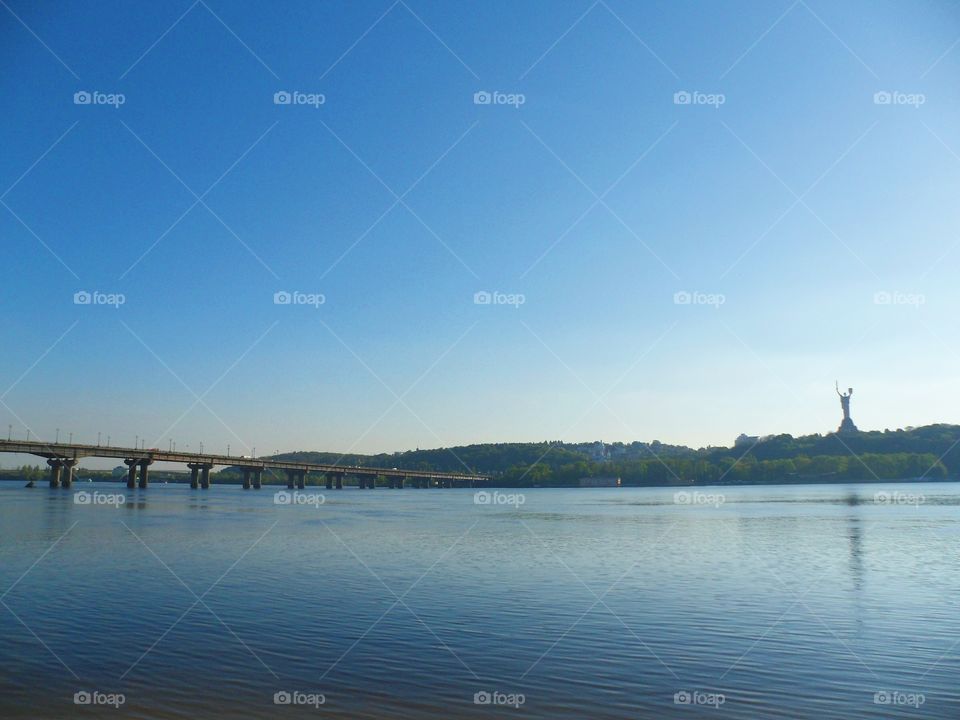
2 482 960 719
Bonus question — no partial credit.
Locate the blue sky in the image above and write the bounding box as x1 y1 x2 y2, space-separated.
1 0 959 466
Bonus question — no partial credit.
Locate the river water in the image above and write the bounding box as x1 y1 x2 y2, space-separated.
1 482 958 718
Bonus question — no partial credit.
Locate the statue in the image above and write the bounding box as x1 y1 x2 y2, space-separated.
836 381 858 433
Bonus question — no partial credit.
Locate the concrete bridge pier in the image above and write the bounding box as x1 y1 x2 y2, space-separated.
297 471 306 489
187 463 202 489
200 465 212 489
124 459 138 488
253 469 262 489
285 470 295 489
61 459 77 488
442 479 452 489
242 468 252 490
325 473 333 490
47 458 62 488
138 459 152 489
335 473 343 490
395 477 404 489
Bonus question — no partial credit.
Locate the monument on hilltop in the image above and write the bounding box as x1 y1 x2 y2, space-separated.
836 381 858 433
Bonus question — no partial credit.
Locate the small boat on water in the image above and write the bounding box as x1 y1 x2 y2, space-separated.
24 480 34 488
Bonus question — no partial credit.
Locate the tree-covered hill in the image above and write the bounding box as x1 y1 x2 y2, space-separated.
257 425 960 488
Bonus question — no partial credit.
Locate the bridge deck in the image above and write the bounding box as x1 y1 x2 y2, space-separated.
0 440 488 481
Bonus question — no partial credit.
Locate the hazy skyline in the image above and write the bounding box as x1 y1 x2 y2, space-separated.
2 0 960 468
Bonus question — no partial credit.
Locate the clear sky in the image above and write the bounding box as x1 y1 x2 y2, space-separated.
1 0 959 468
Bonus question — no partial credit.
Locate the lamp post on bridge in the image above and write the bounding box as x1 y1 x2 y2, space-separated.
55 428 59 443
68 432 72 443
97 432 101 447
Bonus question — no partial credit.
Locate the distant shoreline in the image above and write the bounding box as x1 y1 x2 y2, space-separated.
2 475 955 489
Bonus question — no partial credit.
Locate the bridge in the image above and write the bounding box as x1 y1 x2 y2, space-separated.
0 439 490 490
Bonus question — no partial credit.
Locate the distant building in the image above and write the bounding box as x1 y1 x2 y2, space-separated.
579 476 621 488
735 433 759 447
588 441 608 461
